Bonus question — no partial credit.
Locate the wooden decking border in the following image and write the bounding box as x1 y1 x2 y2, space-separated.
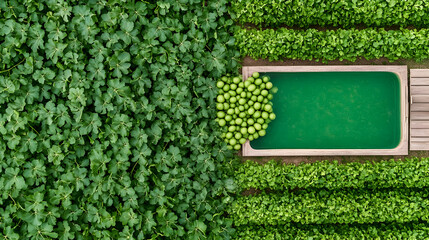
242 66 409 156
410 69 429 150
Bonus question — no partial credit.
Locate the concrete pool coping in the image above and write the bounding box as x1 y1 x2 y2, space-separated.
242 65 409 156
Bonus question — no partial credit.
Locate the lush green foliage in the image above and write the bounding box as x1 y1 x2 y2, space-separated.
216 72 276 150
235 27 429 61
230 189 429 226
236 158 429 191
231 1 429 237
230 0 429 27
233 158 429 238
0 0 239 239
235 222 429 240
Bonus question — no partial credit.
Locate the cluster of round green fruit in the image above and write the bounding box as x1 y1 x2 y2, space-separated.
216 72 276 150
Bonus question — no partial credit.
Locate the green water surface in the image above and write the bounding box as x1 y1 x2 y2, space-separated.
250 72 401 149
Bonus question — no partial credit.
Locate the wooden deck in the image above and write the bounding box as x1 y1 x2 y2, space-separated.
410 69 429 150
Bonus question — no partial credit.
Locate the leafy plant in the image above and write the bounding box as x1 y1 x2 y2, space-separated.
230 0 429 28
0 0 239 239
235 222 429 240
233 158 429 238
235 27 429 62
230 188 429 226
236 158 429 191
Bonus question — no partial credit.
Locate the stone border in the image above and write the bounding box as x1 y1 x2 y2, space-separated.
242 65 409 156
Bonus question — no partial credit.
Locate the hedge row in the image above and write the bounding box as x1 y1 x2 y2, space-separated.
236 158 429 191
235 27 429 61
229 189 429 226
235 222 429 240
231 0 429 27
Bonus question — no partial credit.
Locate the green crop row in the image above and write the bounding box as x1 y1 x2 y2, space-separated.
229 189 429 226
235 222 429 240
236 158 429 191
231 0 429 27
235 27 429 61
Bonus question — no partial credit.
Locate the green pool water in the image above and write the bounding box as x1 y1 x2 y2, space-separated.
250 72 401 149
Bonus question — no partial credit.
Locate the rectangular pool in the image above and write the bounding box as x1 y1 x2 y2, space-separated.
242 66 408 156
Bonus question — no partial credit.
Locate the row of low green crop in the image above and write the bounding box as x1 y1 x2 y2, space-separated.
235 27 429 61
229 188 429 226
231 0 429 27
235 158 429 191
235 222 429 240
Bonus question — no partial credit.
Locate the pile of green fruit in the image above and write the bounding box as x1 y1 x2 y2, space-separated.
216 72 276 150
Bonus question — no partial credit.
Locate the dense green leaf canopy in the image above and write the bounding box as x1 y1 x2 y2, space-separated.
232 158 429 239
236 222 429 240
230 188 429 226
235 27 429 62
231 0 429 27
236 158 429 191
0 0 239 239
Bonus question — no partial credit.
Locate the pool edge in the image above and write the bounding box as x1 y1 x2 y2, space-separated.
242 65 409 156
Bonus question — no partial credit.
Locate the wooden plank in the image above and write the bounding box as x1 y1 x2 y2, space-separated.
411 121 429 128
410 137 429 142
410 142 429 150
411 86 429 95
411 129 429 137
411 112 429 120
411 78 429 85
411 103 429 112
242 67 250 80
411 95 429 103
410 69 429 78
